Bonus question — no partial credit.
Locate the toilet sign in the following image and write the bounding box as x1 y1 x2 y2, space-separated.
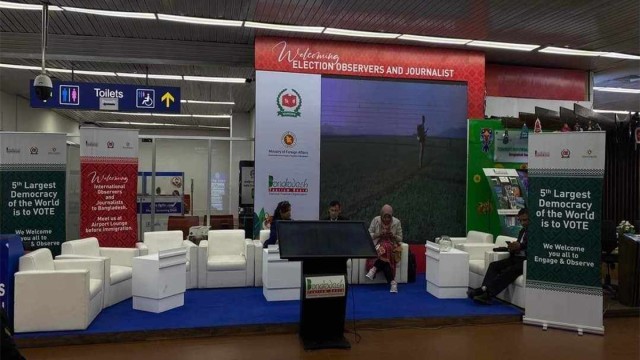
30 80 181 113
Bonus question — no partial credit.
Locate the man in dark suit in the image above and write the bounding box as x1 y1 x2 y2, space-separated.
469 208 529 305
322 200 349 221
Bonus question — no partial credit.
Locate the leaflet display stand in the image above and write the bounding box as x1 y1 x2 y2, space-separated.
277 221 376 350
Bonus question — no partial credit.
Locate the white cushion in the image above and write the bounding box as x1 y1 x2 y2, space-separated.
144 231 183 254
208 230 246 257
207 255 246 271
469 260 486 275
19 248 55 271
110 265 132 285
89 279 103 300
467 231 493 244
62 237 101 257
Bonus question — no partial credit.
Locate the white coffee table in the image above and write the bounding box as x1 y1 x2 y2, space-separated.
425 242 469 299
132 248 187 313
262 246 301 301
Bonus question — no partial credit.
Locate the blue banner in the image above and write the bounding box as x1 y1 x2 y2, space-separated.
0 234 24 328
30 80 181 113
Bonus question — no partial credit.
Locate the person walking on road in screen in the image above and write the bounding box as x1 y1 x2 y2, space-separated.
417 115 428 168
322 200 349 221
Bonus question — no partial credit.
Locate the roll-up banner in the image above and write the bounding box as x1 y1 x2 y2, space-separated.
525 132 605 335
0 132 66 255
80 128 139 247
254 71 321 237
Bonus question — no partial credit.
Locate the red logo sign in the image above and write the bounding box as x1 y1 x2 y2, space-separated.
282 94 297 108
561 149 571 158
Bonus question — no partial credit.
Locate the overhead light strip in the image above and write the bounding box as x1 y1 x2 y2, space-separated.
0 1 61 10
181 100 235 105
593 87 640 94
323 27 400 39
98 121 230 130
601 52 640 60
62 6 156 19
398 34 471 45
157 13 242 27
467 40 539 51
183 75 247 83
539 46 605 57
101 112 233 118
593 109 634 114
244 21 324 33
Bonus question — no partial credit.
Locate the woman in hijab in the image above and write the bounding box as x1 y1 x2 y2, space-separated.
365 204 403 293
263 201 292 248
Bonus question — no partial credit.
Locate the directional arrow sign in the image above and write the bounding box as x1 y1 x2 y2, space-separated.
161 92 175 108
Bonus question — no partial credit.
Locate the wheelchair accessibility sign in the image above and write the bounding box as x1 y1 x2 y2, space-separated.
136 89 155 109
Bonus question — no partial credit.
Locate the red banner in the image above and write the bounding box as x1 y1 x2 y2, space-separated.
255 37 486 118
486 64 587 101
80 128 139 247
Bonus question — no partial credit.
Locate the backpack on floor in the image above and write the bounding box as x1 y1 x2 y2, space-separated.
408 250 417 283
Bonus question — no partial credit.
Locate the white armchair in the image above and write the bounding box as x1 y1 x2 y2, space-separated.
253 230 270 286
61 237 139 307
460 235 525 307
198 229 255 288
14 249 105 332
137 231 198 289
450 230 494 250
357 242 409 284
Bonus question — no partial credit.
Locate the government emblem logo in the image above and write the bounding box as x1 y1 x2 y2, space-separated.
277 88 302 117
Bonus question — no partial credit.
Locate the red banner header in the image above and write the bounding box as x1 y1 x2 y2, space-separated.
255 37 485 118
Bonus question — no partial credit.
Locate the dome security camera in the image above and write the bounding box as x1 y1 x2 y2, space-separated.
34 73 53 102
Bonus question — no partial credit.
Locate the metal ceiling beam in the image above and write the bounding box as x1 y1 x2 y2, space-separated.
0 32 254 66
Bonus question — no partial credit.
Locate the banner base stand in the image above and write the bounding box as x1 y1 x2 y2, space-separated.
523 316 604 335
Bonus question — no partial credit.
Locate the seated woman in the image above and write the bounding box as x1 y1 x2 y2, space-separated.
365 204 403 293
263 201 292 248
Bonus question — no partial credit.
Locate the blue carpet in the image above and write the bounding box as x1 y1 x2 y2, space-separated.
16 275 521 338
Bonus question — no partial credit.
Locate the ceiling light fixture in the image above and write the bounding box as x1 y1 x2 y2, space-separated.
398 34 471 45
244 21 324 33
182 100 235 105
593 87 640 94
62 6 157 19
115 72 148 78
0 1 61 11
48 68 73 73
601 52 640 60
593 109 633 114
323 27 400 39
192 114 233 118
157 14 242 27
183 75 247 83
0 63 41 70
467 40 539 51
538 46 605 57
72 70 117 76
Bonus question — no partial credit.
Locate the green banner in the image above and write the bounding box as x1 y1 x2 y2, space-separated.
467 119 528 237
1 170 66 255
528 177 602 288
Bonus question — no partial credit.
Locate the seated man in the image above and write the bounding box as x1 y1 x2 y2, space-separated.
322 200 349 221
468 208 529 305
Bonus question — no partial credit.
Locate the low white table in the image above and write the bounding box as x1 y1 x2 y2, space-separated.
262 246 301 301
132 248 187 313
425 242 469 299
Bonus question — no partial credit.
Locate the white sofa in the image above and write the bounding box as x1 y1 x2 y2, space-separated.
137 231 198 289
14 248 105 332
460 235 525 308
198 229 255 288
357 242 409 284
60 237 139 307
450 230 493 250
